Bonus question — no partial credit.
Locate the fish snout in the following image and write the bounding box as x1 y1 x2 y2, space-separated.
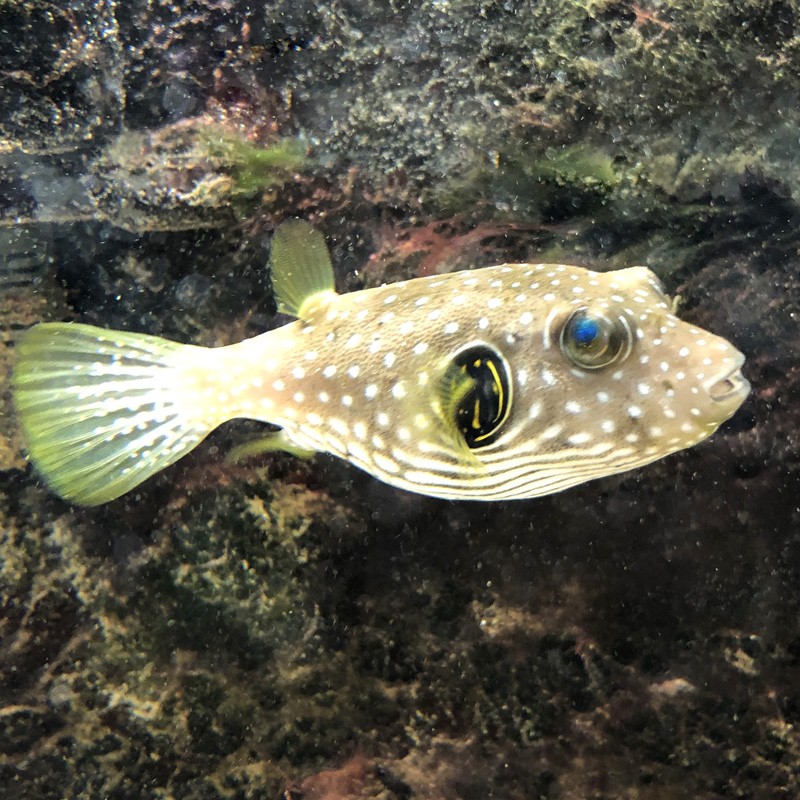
703 350 750 418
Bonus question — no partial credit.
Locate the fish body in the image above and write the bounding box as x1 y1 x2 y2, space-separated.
12 221 750 505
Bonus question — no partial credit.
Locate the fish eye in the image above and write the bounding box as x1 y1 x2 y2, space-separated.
560 307 633 370
453 345 512 448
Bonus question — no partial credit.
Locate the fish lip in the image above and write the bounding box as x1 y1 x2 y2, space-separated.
705 352 750 403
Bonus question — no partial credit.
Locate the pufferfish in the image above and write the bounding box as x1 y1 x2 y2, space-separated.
11 220 750 506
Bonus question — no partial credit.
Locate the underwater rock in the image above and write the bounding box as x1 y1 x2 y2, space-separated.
0 0 123 154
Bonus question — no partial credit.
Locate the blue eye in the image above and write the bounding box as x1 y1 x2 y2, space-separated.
572 316 600 346
560 308 633 369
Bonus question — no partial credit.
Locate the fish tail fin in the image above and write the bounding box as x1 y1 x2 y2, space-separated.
12 322 228 505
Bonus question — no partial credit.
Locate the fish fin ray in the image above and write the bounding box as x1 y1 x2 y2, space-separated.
12 322 219 505
431 362 485 466
270 219 336 319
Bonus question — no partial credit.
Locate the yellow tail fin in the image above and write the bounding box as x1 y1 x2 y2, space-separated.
12 322 222 505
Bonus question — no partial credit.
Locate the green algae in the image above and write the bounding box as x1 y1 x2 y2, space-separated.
203 132 307 199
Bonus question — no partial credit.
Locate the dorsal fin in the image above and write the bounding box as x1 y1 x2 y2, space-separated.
270 219 336 320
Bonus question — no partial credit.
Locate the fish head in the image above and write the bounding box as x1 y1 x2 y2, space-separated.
463 264 750 497
606 266 750 438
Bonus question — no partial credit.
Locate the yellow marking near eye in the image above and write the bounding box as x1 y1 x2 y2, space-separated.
486 358 503 421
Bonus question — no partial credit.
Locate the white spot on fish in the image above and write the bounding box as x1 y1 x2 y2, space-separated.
541 424 562 440
329 418 349 437
373 452 400 474
347 442 370 463
568 432 591 445
413 413 430 430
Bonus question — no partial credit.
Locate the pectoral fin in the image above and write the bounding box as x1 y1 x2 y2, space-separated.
226 430 316 463
429 361 485 463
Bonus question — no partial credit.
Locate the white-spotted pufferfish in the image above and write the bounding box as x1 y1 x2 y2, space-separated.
12 220 750 506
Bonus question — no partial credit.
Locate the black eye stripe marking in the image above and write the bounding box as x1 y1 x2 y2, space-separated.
453 345 512 448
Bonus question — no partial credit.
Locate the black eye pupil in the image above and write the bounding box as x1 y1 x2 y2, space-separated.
454 346 511 448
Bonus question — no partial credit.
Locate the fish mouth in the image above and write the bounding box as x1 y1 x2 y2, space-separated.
706 353 750 404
